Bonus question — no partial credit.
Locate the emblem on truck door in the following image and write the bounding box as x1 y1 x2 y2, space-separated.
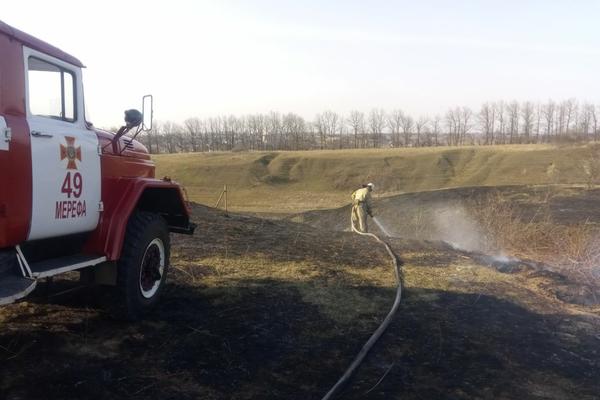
60 136 82 170
56 136 86 219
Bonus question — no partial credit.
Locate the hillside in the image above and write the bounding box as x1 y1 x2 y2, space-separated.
154 144 600 212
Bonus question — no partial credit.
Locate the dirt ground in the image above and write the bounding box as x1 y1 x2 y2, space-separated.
1 199 599 399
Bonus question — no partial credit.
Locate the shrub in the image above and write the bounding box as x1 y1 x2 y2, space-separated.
468 191 600 285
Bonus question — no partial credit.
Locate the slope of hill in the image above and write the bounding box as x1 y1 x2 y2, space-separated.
154 144 599 212
299 185 600 235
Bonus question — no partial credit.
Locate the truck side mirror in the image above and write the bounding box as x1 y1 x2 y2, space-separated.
142 95 153 131
124 109 143 128
110 109 142 150
109 95 153 153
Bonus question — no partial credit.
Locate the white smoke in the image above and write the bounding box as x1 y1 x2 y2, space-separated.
432 205 486 253
430 205 525 267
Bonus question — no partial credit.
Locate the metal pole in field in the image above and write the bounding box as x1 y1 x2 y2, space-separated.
224 184 228 215
214 188 224 209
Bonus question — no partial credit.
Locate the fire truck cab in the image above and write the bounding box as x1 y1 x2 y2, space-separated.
0 20 195 318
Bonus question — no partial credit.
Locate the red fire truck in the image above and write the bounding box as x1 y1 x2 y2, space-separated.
0 20 195 318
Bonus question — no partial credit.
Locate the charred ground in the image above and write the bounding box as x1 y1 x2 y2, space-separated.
1 198 599 399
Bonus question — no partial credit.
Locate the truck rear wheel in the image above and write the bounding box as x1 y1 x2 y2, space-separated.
117 211 170 320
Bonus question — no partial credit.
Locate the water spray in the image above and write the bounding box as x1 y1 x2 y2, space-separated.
372 217 392 237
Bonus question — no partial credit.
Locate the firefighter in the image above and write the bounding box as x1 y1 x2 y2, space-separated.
351 183 374 232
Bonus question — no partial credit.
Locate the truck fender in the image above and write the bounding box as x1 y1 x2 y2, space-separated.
84 178 195 261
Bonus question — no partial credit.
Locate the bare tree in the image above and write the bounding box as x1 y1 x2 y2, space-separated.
564 98 578 137
159 121 181 153
593 105 599 141
266 112 282 150
521 101 535 143
314 113 327 150
324 111 340 149
495 101 506 144
184 117 203 152
507 101 520 144
230 115 245 150
535 103 542 143
459 107 473 145
445 108 459 146
143 121 160 154
580 103 595 140
347 110 365 148
247 114 266 150
557 101 566 137
400 113 414 146
431 115 442 146
282 113 306 150
314 111 340 149
415 116 429 147
542 100 556 142
337 122 347 149
479 102 496 145
369 108 386 148
387 109 404 147
223 115 239 150
444 107 471 146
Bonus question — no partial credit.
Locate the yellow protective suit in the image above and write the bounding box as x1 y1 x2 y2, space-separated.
351 187 373 232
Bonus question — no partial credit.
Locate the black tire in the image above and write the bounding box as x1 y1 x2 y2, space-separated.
116 211 170 320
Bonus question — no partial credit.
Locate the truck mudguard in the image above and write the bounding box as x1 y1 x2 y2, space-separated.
84 178 194 260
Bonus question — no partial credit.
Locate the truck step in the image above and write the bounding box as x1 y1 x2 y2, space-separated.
0 250 36 305
0 275 37 305
29 254 107 279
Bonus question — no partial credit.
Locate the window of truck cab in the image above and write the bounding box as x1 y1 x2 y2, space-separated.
27 57 76 122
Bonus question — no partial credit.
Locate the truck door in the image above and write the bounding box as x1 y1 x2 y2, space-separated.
24 47 101 241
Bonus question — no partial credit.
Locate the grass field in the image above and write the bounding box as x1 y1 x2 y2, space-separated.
2 145 600 399
155 144 600 212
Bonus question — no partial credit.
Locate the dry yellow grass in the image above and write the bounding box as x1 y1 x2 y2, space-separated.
154 144 597 212
468 191 600 285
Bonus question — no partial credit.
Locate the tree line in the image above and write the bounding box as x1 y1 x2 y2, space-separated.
131 99 600 153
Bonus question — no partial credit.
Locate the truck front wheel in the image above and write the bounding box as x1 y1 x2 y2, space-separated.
117 211 170 320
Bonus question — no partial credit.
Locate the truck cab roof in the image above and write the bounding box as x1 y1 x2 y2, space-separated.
0 20 84 68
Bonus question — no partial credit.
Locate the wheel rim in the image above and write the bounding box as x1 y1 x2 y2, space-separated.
139 238 165 299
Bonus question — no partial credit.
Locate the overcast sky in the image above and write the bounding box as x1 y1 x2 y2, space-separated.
4 0 600 127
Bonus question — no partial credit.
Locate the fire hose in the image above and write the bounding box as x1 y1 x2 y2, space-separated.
320 216 404 399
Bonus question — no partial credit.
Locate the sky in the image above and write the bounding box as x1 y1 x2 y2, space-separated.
3 0 600 128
